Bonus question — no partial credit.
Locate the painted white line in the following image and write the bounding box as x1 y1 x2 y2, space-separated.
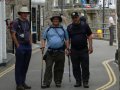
96 59 117 90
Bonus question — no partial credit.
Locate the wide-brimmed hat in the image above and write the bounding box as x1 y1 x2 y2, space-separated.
50 15 62 22
18 6 30 15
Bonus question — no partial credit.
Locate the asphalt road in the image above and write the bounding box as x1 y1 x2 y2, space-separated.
0 40 119 90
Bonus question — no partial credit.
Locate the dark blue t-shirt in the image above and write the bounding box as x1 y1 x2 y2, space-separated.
12 18 30 43
67 22 92 50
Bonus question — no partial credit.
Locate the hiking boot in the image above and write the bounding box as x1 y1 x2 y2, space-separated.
16 85 25 90
23 84 31 89
83 82 89 88
74 82 82 87
56 83 61 88
41 84 50 89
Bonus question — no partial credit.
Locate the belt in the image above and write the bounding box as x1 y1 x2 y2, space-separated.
19 41 30 45
48 48 64 52
48 47 64 50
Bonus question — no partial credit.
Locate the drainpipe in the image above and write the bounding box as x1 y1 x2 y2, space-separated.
0 1 3 64
2 0 7 61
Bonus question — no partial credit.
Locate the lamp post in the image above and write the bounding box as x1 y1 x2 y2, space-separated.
117 0 120 71
103 0 105 36
61 0 63 14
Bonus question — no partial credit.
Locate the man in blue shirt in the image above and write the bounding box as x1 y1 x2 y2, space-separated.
41 15 69 88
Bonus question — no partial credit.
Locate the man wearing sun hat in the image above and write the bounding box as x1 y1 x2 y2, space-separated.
41 14 69 88
11 6 32 90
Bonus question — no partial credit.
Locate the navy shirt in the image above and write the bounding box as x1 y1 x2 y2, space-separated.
67 22 92 50
42 26 69 49
12 18 30 43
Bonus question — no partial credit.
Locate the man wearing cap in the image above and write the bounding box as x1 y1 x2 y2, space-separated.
11 6 32 90
67 12 93 88
41 15 69 88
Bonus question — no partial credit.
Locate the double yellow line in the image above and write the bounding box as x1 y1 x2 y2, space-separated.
96 59 117 90
0 49 40 78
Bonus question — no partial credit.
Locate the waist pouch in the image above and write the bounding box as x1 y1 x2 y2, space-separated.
43 49 64 60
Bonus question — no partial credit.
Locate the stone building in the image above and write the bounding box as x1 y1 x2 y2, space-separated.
52 0 117 40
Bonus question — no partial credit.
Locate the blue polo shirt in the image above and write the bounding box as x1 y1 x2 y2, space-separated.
42 26 69 49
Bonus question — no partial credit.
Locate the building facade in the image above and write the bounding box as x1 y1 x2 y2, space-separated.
52 0 117 40
0 0 7 64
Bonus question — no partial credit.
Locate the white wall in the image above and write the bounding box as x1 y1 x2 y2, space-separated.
2 0 7 60
0 0 7 64
0 1 3 64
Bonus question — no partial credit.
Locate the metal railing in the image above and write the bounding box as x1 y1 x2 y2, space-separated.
89 23 117 42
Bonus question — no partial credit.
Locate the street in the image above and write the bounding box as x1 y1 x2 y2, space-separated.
0 40 119 90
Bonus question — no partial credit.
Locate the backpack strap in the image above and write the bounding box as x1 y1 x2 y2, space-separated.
59 26 66 40
17 18 23 33
17 18 30 33
46 25 66 40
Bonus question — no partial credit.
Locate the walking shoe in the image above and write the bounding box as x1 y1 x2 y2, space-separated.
23 84 31 89
83 82 89 88
56 83 61 88
16 85 25 90
74 82 82 87
41 84 50 89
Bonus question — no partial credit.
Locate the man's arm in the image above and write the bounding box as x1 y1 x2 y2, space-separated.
11 32 19 48
65 40 69 49
41 39 46 48
88 34 93 54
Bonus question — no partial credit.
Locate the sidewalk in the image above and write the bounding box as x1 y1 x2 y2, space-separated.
0 43 40 73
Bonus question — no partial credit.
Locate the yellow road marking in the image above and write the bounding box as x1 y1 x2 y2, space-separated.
0 64 15 78
96 59 117 90
0 49 40 78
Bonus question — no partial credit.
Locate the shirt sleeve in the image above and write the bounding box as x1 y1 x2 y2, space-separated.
42 27 49 40
67 24 71 38
11 20 18 33
64 28 69 40
86 24 92 36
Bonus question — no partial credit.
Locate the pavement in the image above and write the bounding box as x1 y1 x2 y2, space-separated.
0 40 119 90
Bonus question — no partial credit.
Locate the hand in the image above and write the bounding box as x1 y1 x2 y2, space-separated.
40 47 45 53
89 46 93 54
16 44 20 48
65 48 70 56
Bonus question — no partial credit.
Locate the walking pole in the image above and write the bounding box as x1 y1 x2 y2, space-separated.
67 55 71 82
40 48 44 88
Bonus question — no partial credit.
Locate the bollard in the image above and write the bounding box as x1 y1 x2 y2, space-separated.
97 29 103 39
